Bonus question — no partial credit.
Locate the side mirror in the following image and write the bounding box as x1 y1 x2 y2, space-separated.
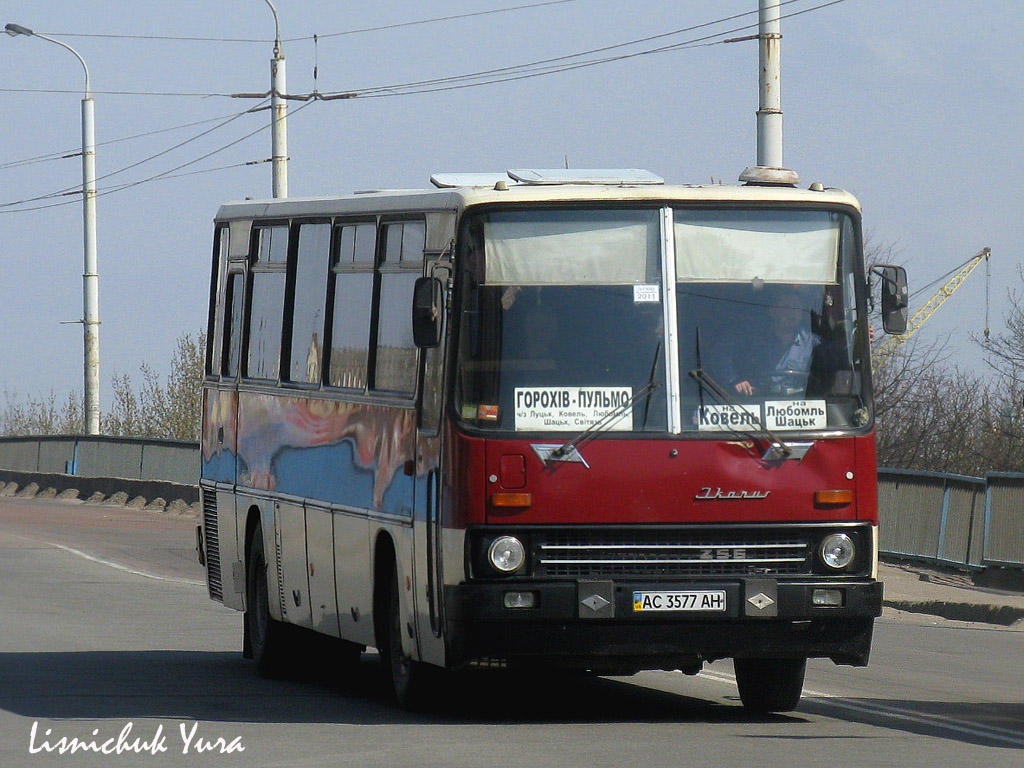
876 264 908 334
412 276 444 348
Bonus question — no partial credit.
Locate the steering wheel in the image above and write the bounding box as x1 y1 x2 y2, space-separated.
748 369 808 397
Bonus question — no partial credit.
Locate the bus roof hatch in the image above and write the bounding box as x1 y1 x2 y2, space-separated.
430 173 511 189
507 168 664 186
430 169 665 189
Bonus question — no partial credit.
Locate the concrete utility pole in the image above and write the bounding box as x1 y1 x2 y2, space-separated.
740 0 799 185
265 0 288 198
5 23 102 434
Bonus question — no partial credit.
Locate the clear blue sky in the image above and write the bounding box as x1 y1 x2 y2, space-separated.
2 0 1021 407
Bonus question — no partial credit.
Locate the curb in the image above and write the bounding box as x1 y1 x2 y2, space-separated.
884 599 1024 627
0 468 196 504
0 473 199 516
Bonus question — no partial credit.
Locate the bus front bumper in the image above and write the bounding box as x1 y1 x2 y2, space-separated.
444 578 882 673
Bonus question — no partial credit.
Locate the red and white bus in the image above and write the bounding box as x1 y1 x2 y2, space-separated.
199 169 905 712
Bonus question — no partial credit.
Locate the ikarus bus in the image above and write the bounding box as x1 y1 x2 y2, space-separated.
198 169 908 712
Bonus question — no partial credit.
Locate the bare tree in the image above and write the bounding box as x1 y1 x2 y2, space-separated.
974 267 1024 470
105 331 205 441
875 359 995 475
1 388 82 436
867 238 1004 475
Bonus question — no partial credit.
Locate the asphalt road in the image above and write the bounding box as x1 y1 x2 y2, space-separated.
1 496 1022 768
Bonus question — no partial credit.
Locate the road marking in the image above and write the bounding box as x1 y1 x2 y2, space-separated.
47 542 206 586
4 530 204 586
699 669 1024 747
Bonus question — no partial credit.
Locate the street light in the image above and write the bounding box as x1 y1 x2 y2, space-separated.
5 22 101 434
264 1 288 198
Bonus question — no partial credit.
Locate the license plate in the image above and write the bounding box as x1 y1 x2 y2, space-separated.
632 590 727 613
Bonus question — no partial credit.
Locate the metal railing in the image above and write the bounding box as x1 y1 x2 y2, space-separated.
878 468 1024 571
0 435 198 504
1 437 1022 570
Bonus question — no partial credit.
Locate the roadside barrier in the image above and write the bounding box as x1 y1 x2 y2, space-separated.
878 468 1024 571
0 435 198 506
1 437 1021 570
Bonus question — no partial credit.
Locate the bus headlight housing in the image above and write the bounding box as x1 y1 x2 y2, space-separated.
820 533 856 570
488 536 526 574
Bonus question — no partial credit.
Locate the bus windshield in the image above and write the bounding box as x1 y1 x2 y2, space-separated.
455 206 870 435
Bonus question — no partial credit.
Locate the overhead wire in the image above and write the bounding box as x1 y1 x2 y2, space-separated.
85 100 270 186
0 110 274 171
2 1 846 100
0 98 311 214
344 0 807 97
95 99 315 195
0 1 849 211
337 0 847 99
0 101 269 210
38 0 581 43
0 162 261 214
0 86 237 98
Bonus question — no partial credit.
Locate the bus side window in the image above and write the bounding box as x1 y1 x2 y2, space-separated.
287 222 331 384
222 272 244 378
373 220 424 394
374 271 419 394
207 226 228 376
246 225 288 381
327 222 375 390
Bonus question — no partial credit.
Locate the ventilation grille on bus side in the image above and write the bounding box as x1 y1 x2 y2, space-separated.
276 534 286 619
202 490 223 601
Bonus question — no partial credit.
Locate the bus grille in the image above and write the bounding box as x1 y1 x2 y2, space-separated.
532 528 811 578
202 490 223 601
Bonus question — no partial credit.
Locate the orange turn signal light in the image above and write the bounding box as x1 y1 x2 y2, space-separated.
814 489 853 507
490 492 533 508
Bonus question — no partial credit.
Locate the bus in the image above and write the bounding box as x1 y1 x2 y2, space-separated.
198 168 907 712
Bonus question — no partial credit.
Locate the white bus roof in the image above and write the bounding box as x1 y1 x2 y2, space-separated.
215 169 860 221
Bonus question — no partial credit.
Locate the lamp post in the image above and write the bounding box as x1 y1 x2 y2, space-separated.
264 0 288 198
5 22 101 434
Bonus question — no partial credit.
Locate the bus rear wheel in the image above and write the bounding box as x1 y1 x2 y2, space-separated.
381 570 431 709
245 522 290 678
734 657 806 713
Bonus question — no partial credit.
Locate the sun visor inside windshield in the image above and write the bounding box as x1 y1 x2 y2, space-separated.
675 211 840 284
483 216 657 285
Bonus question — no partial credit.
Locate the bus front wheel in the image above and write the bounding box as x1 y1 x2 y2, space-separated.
245 522 290 677
734 657 806 713
382 570 431 709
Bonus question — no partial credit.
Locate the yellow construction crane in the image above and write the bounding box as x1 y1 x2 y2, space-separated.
872 247 991 368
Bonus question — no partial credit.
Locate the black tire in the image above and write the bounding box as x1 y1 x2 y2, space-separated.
381 570 431 709
245 522 290 678
734 657 806 713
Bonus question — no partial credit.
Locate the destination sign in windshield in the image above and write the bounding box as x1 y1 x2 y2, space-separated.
514 386 632 431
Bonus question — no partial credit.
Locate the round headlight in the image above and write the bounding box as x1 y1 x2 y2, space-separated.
820 533 856 570
488 536 526 574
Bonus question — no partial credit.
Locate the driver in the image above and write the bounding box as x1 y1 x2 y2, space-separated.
730 285 823 397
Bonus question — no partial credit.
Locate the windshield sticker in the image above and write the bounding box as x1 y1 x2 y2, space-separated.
477 405 500 421
633 284 660 303
765 400 827 430
696 404 761 432
514 387 632 432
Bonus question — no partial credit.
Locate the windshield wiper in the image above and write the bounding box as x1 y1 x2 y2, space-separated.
689 328 792 461
545 343 662 466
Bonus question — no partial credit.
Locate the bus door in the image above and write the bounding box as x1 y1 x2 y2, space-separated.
414 258 450 665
